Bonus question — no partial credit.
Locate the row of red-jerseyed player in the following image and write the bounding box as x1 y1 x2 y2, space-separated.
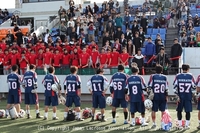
0 42 129 68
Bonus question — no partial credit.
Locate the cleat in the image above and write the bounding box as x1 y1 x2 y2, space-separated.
130 122 135 127
11 118 16 120
184 126 190 130
151 125 156 129
197 125 200 129
5 114 9 118
77 118 84 121
90 117 95 122
124 120 129 124
63 117 67 122
112 119 116 124
141 122 149 127
52 117 59 120
176 126 183 130
18 115 23 118
43 117 47 120
36 113 43 118
27 114 32 119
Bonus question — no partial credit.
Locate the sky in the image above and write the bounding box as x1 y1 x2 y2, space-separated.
0 0 15 9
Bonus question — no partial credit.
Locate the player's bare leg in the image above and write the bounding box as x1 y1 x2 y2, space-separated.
75 107 84 121
26 105 31 119
130 113 135 126
100 108 106 122
5 104 12 118
141 112 148 126
52 106 58 120
90 108 96 122
123 108 128 124
43 106 49 120
112 107 116 123
151 111 156 129
63 107 69 121
35 104 42 118
197 111 200 129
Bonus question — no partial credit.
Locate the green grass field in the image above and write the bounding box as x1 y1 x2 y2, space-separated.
0 100 200 133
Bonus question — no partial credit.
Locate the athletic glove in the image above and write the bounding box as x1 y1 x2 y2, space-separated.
31 89 37 93
34 83 38 89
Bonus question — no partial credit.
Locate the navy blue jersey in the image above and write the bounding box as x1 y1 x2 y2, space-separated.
87 74 109 95
63 74 81 96
7 72 21 94
22 70 37 93
42 74 59 97
110 72 128 99
126 75 146 102
148 74 169 100
173 73 195 100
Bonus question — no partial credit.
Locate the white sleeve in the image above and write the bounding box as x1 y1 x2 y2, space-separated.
103 76 109 89
87 79 92 87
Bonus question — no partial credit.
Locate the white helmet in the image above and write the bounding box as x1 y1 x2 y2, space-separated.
106 96 113 106
51 84 59 92
0 109 5 118
144 99 153 109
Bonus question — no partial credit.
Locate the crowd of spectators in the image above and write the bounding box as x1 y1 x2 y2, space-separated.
0 9 10 24
0 0 193 75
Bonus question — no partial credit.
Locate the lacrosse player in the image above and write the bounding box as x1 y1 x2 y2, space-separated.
87 68 109 122
63 66 83 121
126 66 148 127
173 64 196 129
148 65 169 129
109 65 129 124
5 65 22 119
196 75 200 129
22 64 42 119
42 66 60 120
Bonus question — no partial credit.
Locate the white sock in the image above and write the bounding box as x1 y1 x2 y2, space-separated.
44 112 48 118
6 109 9 115
153 122 156 125
113 118 116 121
132 118 135 123
178 120 182 127
64 112 68 118
26 110 30 114
141 117 145 123
77 112 81 119
53 113 56 118
186 120 190 126
36 110 39 114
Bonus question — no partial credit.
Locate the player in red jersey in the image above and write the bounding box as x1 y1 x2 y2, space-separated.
53 49 61 67
85 45 91 55
0 38 7 52
36 48 44 68
3 49 10 75
43 47 52 68
70 48 79 67
62 49 71 68
91 47 99 68
9 48 19 66
19 52 29 75
110 47 119 68
28 50 37 65
63 41 71 54
99 48 108 68
55 42 62 53
89 40 99 51
119 48 129 67
107 49 112 67
80 47 90 68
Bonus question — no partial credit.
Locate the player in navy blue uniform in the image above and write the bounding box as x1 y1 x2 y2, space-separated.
22 64 42 119
196 75 200 129
173 64 196 129
42 66 60 120
109 65 129 124
6 65 22 119
126 66 148 127
63 66 83 121
87 68 109 122
148 65 169 129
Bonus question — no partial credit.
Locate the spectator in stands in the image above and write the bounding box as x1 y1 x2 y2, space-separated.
88 23 95 42
13 23 20 32
113 38 122 53
195 32 200 47
79 47 89 68
110 47 119 68
10 15 16 26
126 39 135 56
180 3 188 21
115 13 123 28
115 1 120 13
3 49 10 75
6 30 14 45
15 29 24 45
132 48 144 75
155 39 164 54
179 32 187 47
138 27 145 43
164 0 171 12
93 2 99 14
120 34 127 47
106 22 115 40
99 48 108 68
103 40 111 51
19 51 29 75
114 27 123 40
108 0 114 10
133 32 142 53
58 6 66 21
187 33 196 47
15 15 21 26
153 18 161 28
140 14 148 33
187 26 196 36
194 14 200 27
157 7 163 19
119 48 129 67
179 25 187 35
155 47 169 75
159 17 167 28
91 47 99 68
131 20 139 37
145 37 155 67
124 11 130 29
3 9 9 18
170 38 182 73
154 34 162 45
168 8 176 28
32 33 38 45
